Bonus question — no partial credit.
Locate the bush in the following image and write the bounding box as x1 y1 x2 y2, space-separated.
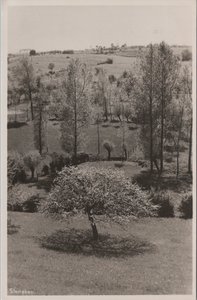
8 185 40 212
23 195 40 213
45 166 158 218
72 152 89 165
8 151 26 185
41 165 50 176
151 191 174 218
50 152 71 173
181 49 192 61
23 150 41 179
114 162 124 168
30 49 36 56
103 141 115 161
178 193 192 219
97 58 113 65
138 160 149 168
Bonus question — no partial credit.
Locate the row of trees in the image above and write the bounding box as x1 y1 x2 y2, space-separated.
135 42 192 176
9 41 192 176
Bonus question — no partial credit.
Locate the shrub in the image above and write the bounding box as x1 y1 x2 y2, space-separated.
8 151 26 185
8 185 40 212
30 49 36 56
103 140 115 160
23 150 42 179
129 125 138 130
23 195 40 213
41 165 50 176
151 191 174 218
114 162 124 168
7 219 20 235
72 152 89 165
138 160 149 168
181 49 192 61
165 156 173 163
48 63 55 71
178 193 192 219
50 152 71 173
97 58 113 65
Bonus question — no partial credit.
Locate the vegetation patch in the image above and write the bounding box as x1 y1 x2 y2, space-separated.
178 193 192 219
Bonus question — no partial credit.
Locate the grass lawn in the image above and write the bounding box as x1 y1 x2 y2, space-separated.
8 120 139 158
9 53 138 78
8 212 192 295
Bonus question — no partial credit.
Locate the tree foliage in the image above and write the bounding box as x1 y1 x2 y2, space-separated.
135 42 180 173
8 151 26 186
57 59 92 161
13 57 36 120
44 166 158 239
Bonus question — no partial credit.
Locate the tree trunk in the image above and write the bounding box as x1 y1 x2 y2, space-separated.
188 118 192 174
74 83 77 164
160 97 164 173
176 107 184 178
108 150 111 161
87 208 98 241
149 45 154 173
153 158 160 173
124 149 127 161
31 167 35 179
14 102 17 123
97 121 100 159
39 108 42 155
29 89 34 121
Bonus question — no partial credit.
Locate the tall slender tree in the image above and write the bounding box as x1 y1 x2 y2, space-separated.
135 44 158 173
156 42 180 173
59 59 92 163
33 77 48 155
13 57 36 120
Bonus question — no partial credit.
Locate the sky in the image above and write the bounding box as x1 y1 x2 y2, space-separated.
8 5 193 53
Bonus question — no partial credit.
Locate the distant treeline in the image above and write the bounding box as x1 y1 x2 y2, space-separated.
35 50 74 55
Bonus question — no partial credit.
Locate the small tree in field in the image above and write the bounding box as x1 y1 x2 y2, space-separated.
13 57 36 120
48 63 55 78
48 63 55 71
181 49 192 61
114 104 122 121
23 150 41 179
103 141 114 160
124 105 132 122
44 166 158 240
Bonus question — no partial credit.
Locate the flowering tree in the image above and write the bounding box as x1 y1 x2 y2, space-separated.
44 166 158 241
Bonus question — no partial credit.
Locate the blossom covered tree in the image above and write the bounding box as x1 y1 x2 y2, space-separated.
44 166 158 240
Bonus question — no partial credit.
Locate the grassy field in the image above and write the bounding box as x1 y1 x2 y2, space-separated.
9 53 138 78
8 119 140 158
8 211 192 295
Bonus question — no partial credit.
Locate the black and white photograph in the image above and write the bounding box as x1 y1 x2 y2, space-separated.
1 0 196 298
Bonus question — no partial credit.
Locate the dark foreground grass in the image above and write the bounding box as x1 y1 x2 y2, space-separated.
8 212 192 295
